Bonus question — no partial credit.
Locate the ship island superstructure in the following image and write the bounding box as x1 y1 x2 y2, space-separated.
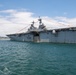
7 18 76 43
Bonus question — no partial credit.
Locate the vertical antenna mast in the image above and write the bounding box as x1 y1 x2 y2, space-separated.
38 16 42 25
32 21 34 25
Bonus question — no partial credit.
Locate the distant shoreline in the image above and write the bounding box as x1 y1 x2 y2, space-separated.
0 37 10 40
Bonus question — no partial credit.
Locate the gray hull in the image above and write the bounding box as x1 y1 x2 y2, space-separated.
7 30 76 43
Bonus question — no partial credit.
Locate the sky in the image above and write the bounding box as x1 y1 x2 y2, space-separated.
0 0 76 36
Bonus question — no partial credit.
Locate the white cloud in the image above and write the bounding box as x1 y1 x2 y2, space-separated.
0 9 35 36
0 9 16 13
0 9 76 36
55 17 76 27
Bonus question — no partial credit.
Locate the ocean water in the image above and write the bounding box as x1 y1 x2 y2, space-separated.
0 40 76 75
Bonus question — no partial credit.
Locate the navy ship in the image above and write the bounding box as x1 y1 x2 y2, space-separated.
7 18 76 43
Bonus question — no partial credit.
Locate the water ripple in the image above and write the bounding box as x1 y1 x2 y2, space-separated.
0 40 76 75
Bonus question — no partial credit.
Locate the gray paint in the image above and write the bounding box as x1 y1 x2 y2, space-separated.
40 30 76 43
8 30 76 43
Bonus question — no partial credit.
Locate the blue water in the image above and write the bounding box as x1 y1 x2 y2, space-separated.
0 40 76 75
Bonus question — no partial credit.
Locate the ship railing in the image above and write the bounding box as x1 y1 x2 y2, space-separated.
28 28 46 32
